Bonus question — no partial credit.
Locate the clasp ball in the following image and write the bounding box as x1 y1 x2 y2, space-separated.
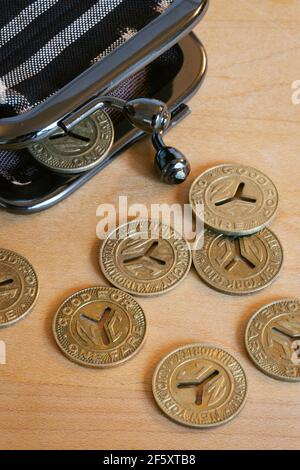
155 147 191 185
124 98 171 134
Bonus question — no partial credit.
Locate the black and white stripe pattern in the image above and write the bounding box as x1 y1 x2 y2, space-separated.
0 0 60 47
0 0 176 183
0 0 174 116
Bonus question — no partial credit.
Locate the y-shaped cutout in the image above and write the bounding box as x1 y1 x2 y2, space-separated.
215 182 257 207
177 370 219 405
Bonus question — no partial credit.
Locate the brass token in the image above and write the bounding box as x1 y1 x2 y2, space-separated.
245 299 300 382
0 248 39 328
189 164 278 236
53 287 146 368
193 228 283 295
152 344 248 428
29 109 114 174
99 219 192 297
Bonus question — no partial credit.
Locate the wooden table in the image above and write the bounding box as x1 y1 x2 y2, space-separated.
1 0 300 450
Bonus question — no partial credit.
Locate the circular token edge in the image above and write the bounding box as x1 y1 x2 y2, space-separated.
0 248 39 329
99 219 192 297
245 298 300 382
29 110 114 175
52 286 147 368
189 163 279 236
152 343 248 428
192 228 284 296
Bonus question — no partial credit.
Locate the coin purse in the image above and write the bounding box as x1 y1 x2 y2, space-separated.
0 0 208 213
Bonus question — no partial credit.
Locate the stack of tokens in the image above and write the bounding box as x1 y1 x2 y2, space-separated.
189 164 283 295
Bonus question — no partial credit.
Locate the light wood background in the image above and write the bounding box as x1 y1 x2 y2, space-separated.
1 0 300 450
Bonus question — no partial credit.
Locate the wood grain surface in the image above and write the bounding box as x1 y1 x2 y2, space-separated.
1 0 300 450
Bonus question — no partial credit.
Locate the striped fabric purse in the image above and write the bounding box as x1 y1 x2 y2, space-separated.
0 0 208 212
0 0 174 116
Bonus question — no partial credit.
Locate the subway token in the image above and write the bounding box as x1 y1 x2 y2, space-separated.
53 287 146 368
192 228 283 295
0 248 39 328
152 344 248 428
245 299 300 382
99 219 192 296
189 164 278 236
29 109 114 174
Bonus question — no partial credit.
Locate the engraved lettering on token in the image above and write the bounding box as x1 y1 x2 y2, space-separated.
0 249 39 328
53 287 146 368
192 228 283 295
189 164 279 236
245 299 300 381
99 220 192 297
152 344 247 428
29 109 114 174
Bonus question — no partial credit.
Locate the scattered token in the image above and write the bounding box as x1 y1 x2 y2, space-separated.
99 219 192 297
0 248 39 328
192 228 283 295
245 299 300 382
152 344 248 428
29 109 114 174
53 286 146 368
189 164 278 236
